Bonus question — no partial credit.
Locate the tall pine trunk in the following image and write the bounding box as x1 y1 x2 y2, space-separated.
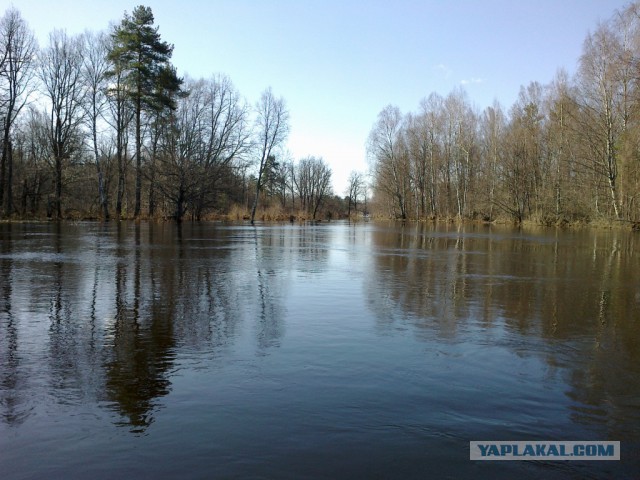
134 94 142 218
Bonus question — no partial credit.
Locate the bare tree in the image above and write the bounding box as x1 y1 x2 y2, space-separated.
39 29 86 219
155 75 250 221
613 4 640 220
545 69 580 219
80 30 110 220
575 22 626 219
272 153 293 209
155 93 192 221
15 107 50 215
0 7 37 217
250 87 289 224
405 112 429 218
443 89 478 218
498 83 546 222
194 74 250 218
367 105 410 219
479 101 506 220
105 56 133 219
416 93 445 217
294 156 332 220
309 158 332 220
346 170 364 217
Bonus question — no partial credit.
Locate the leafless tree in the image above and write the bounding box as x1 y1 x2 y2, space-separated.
39 29 86 219
437 89 478 218
367 105 410 219
544 69 581 219
15 107 50 214
0 7 37 217
479 101 506 221
575 22 626 219
613 4 640 219
105 58 133 218
250 87 289 224
195 74 250 218
80 30 110 220
293 156 332 220
416 93 445 217
155 75 250 221
155 78 204 221
497 83 546 222
346 170 364 217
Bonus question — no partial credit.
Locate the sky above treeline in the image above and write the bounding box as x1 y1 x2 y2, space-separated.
11 0 631 193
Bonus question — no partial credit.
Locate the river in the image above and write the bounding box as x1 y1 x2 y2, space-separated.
0 221 638 479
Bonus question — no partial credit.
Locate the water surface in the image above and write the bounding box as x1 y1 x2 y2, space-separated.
1 221 639 479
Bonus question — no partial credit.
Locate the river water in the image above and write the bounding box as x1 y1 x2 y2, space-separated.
0 221 638 479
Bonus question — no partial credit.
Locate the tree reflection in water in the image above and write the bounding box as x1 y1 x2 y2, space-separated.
103 222 246 432
365 222 640 443
0 223 22 426
0 221 637 478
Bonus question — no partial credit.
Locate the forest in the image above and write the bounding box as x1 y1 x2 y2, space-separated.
0 5 337 222
368 2 640 226
1 3 639 225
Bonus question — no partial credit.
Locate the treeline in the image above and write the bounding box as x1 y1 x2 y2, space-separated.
368 3 640 225
0 6 337 222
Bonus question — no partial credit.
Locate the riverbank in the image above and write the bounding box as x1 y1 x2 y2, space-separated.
2 211 638 231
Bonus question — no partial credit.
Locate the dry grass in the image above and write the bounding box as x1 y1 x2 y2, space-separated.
227 204 250 221
257 205 286 221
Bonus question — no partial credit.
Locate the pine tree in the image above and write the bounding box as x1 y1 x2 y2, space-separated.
107 5 182 218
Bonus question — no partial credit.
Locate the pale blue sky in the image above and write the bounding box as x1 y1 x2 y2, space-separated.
9 0 629 193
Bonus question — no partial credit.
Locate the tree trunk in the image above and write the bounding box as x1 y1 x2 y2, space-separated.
93 116 109 221
96 156 109 220
98 171 108 220
175 187 185 222
4 139 13 217
608 176 621 220
148 136 158 218
148 177 155 217
250 179 261 224
5 144 12 217
250 155 266 224
134 96 142 218
55 153 62 220
116 147 125 218
1 129 10 217
0 145 5 217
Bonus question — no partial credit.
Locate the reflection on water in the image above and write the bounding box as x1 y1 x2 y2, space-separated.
0 221 638 478
366 223 640 443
